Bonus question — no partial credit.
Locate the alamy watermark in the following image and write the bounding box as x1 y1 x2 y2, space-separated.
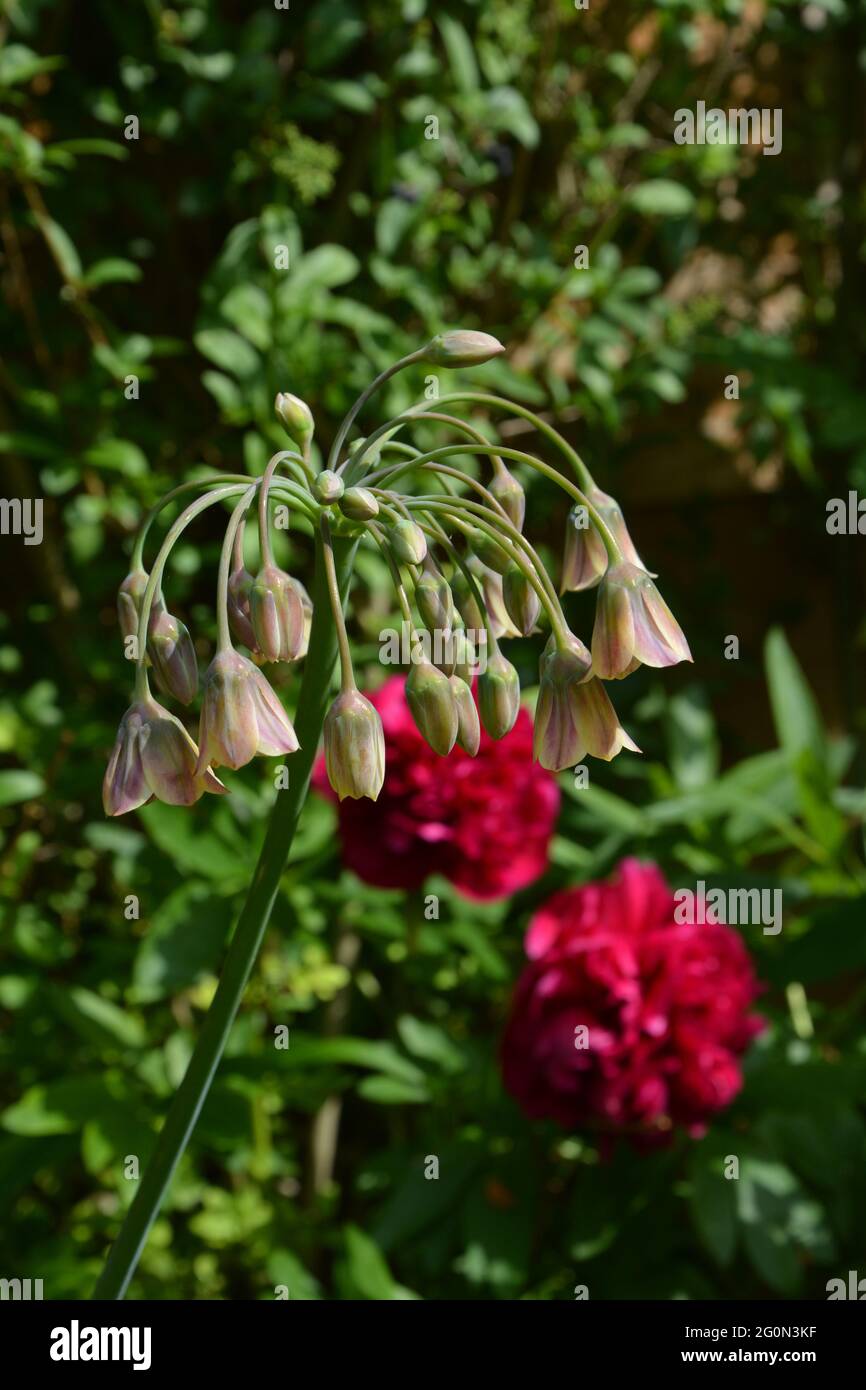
379 622 488 674
674 101 782 157
673 881 782 936
0 498 43 545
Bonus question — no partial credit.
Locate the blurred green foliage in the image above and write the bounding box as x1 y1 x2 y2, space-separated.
2 0 866 1299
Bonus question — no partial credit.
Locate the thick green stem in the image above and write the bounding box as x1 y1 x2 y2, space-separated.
92 534 357 1300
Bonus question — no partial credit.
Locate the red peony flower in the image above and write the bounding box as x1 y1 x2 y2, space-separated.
313 675 560 900
501 858 764 1143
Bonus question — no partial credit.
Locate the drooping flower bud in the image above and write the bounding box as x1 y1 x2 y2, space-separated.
415 570 454 635
275 392 314 446
502 564 541 637
423 330 506 367
489 466 525 531
339 486 380 522
449 675 480 756
227 561 258 652
405 658 458 756
323 689 385 801
451 567 486 634
117 566 149 641
477 650 520 739
451 625 477 685
147 605 199 705
103 695 226 816
294 576 313 661
470 528 511 576
591 562 692 679
465 556 520 640
533 633 594 771
250 563 306 663
389 518 427 566
561 485 650 593
314 470 344 504
196 649 299 771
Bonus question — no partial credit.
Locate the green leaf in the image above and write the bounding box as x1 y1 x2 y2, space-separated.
293 244 360 290
764 628 826 763
688 1149 737 1266
665 687 719 791
194 328 260 378
2 1079 124 1137
48 138 127 161
83 439 148 477
131 884 234 1003
438 16 479 94
628 180 696 217
82 258 142 288
0 45 63 87
396 1015 465 1074
219 283 272 351
335 1225 417 1299
357 1075 430 1105
39 216 82 281
54 986 146 1049
0 770 44 806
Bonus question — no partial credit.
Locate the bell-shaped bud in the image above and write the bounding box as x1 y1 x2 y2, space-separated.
405 658 458 756
470 528 511 576
449 675 480 757
294 576 313 662
561 486 651 593
323 689 385 801
250 563 306 663
465 556 520 640
339 486 380 522
533 633 593 771
591 562 692 679
489 466 525 531
502 564 541 637
451 567 486 634
147 606 199 705
227 561 258 652
103 695 226 816
196 649 299 771
416 570 454 635
423 330 506 367
389 518 427 566
477 650 520 739
117 566 149 641
275 392 314 446
314 470 344 504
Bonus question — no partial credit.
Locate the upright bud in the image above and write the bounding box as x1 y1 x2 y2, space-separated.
489 466 525 531
423 330 506 367
449 675 481 756
339 487 380 522
405 658 458 756
250 563 306 663
275 392 314 447
314 470 344 504
147 606 199 705
502 565 541 636
416 571 454 634
323 689 385 801
389 518 427 566
117 566 149 641
477 651 520 739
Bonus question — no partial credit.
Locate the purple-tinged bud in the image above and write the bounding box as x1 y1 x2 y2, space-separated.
477 651 520 739
196 649 299 772
416 571 454 634
591 562 691 679
103 695 226 816
147 606 199 705
323 689 385 801
489 466 525 531
561 486 651 593
227 561 258 652
533 633 593 771
117 567 149 641
465 557 520 640
502 564 541 636
449 675 480 756
250 562 306 663
294 576 313 661
339 486 380 522
405 658 458 756
470 528 511 576
314 470 344 504
390 518 427 566
423 330 506 367
275 392 314 446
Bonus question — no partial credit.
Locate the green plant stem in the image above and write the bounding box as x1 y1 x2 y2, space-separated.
92 533 356 1300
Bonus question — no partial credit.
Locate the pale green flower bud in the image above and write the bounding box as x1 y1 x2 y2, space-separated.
591 562 691 679
323 689 385 801
117 566 149 641
405 658 458 756
470 528 511 576
423 330 506 367
390 518 427 566
275 392 314 445
489 465 525 531
451 625 477 685
250 563 306 663
339 486 380 522
196 649 299 771
314 470 344 504
416 571 454 634
502 564 541 636
477 651 520 739
227 561 257 652
451 567 486 633
449 675 480 756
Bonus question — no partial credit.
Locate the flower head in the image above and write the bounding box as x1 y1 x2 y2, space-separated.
314 676 559 899
501 859 765 1144
423 330 505 367
323 689 385 801
591 562 692 679
196 649 299 771
103 695 226 816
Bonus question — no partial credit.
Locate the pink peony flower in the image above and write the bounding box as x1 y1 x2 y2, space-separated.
314 675 560 900
501 858 764 1143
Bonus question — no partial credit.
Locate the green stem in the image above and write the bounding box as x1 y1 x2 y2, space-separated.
92 533 357 1300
